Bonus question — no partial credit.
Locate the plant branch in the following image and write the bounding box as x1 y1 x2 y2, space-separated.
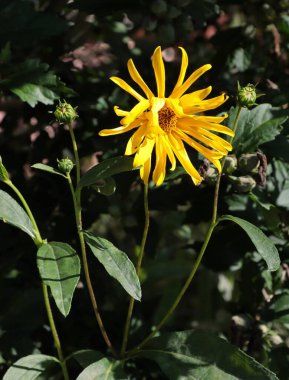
66 126 116 356
120 183 149 357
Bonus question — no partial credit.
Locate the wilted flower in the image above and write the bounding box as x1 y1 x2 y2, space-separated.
100 47 233 186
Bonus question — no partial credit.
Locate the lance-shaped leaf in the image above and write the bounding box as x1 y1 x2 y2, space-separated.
219 215 280 271
78 156 135 189
0 189 36 239
76 358 126 380
84 232 141 301
135 330 278 380
3 354 59 380
32 163 67 178
37 242 81 317
69 350 104 368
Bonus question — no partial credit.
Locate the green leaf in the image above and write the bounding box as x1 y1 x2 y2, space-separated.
37 242 81 317
32 163 67 178
84 231 141 301
3 354 59 380
0 189 36 239
78 156 135 189
135 330 278 380
69 350 104 368
218 215 280 271
268 290 289 325
228 47 252 72
91 177 116 196
227 105 287 154
76 358 126 380
0 59 74 107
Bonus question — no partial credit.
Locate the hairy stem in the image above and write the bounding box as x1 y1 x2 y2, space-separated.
120 183 149 357
67 125 116 356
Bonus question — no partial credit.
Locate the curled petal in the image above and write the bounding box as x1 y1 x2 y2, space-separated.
180 86 212 109
153 136 167 186
133 137 155 168
168 133 202 184
128 59 154 99
152 47 165 98
114 106 128 117
99 119 140 136
171 64 212 98
125 125 146 155
170 47 188 96
121 99 150 125
110 76 143 101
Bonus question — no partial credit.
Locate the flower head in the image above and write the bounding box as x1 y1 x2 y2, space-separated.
54 100 78 124
100 47 233 186
237 83 257 108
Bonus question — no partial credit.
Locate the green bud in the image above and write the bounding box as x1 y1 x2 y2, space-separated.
231 175 256 193
237 83 257 108
54 100 78 124
238 153 260 174
0 156 10 182
223 155 237 174
57 158 74 174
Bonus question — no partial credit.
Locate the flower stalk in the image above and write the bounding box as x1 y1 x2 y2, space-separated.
121 183 149 357
127 104 243 356
4 179 70 380
66 123 116 357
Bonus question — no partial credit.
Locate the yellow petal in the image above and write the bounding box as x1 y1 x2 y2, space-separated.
133 137 155 167
146 97 166 136
128 59 154 99
178 117 234 136
140 156 151 184
99 119 140 136
179 86 212 109
121 99 150 125
152 47 165 98
179 126 230 155
171 64 212 98
161 135 176 171
125 125 146 155
168 133 202 184
170 47 188 96
110 76 144 101
153 136 167 186
114 106 128 117
193 114 228 123
175 130 223 172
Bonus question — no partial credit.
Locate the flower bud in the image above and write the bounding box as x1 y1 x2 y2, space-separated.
223 155 237 174
54 100 78 124
0 156 9 182
231 175 256 193
238 153 260 174
237 83 257 108
57 158 74 174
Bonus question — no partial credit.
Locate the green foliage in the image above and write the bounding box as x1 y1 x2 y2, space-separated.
136 330 278 380
219 215 280 271
37 242 81 317
32 163 67 178
229 105 287 154
0 189 36 239
3 354 59 380
76 358 125 380
78 156 135 189
84 232 141 301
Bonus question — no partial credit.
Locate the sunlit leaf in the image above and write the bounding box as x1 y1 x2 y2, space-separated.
37 242 81 317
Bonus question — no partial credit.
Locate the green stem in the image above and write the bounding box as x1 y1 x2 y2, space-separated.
120 183 149 357
5 180 70 380
127 106 243 356
66 128 116 356
42 284 70 380
212 105 242 224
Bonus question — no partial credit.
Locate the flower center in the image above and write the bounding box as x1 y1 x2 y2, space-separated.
158 106 177 133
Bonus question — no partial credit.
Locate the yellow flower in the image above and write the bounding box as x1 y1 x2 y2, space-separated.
99 46 233 186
